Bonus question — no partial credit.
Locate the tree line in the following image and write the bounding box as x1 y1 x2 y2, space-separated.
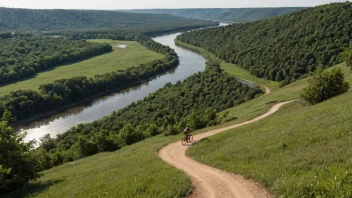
177 2 352 86
0 37 178 121
0 7 216 31
44 22 219 41
123 8 305 23
30 60 263 171
0 33 112 85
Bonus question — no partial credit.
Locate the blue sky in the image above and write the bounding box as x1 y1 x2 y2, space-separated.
0 0 348 9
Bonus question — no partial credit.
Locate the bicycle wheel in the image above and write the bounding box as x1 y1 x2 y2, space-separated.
182 137 187 145
187 135 193 143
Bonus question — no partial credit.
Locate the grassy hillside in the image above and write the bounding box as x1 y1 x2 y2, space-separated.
6 64 349 198
178 2 352 85
3 134 191 198
123 8 305 22
187 64 352 197
0 7 216 31
0 40 163 96
4 52 351 197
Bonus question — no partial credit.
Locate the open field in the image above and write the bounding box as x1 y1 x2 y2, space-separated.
187 63 352 197
0 40 164 96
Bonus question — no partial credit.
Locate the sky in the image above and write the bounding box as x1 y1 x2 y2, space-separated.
0 0 348 10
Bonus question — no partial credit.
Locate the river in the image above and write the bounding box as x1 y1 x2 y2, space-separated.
21 23 256 143
21 30 207 142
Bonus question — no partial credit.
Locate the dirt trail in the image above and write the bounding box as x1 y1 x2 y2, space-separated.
158 84 294 198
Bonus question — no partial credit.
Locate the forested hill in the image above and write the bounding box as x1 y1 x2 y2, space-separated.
122 8 305 22
0 7 215 31
178 2 352 85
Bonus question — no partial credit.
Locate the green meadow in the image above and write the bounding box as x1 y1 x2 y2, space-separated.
0 40 163 96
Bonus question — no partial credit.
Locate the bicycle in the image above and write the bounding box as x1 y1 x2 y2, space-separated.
182 133 193 145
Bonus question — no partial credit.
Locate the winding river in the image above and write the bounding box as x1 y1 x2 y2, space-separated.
21 23 255 143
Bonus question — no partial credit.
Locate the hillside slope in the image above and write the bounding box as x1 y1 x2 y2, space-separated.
187 64 352 197
122 8 305 22
178 2 352 85
6 58 351 198
0 7 215 31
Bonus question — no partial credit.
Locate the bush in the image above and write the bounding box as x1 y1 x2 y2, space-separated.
168 125 180 135
300 68 349 105
119 124 145 145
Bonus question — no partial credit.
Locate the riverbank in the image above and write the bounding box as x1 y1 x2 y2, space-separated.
14 77 149 128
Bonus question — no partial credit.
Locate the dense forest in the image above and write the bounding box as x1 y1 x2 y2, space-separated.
0 33 112 84
124 8 305 22
0 7 216 31
46 22 218 40
178 2 352 85
31 61 263 170
0 36 178 121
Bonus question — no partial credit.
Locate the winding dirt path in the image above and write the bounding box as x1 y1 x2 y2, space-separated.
158 84 294 197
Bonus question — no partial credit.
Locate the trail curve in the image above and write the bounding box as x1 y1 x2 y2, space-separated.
159 94 294 197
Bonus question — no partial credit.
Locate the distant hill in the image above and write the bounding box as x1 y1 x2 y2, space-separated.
177 2 352 85
122 8 306 22
0 7 215 31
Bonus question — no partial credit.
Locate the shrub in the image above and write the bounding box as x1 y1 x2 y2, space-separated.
300 68 349 105
168 125 180 135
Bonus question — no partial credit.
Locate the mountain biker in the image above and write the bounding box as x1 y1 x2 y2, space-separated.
184 126 191 140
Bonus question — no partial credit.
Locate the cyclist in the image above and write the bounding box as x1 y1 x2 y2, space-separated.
184 126 191 141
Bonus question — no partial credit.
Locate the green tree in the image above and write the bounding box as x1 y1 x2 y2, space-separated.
119 124 144 145
74 137 99 158
0 110 39 194
345 45 352 70
40 134 56 152
146 124 160 136
300 68 350 105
